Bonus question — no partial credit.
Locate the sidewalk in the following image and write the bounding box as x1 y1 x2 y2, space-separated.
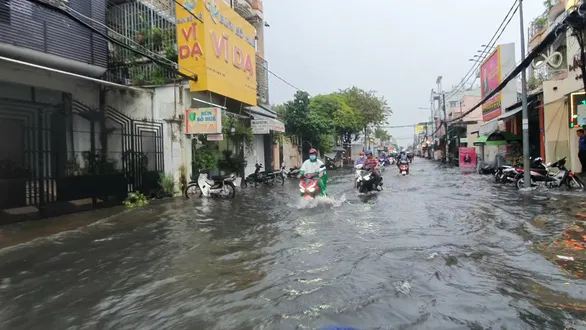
0 206 128 250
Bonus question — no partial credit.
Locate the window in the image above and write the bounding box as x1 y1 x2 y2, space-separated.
449 101 458 108
0 0 10 24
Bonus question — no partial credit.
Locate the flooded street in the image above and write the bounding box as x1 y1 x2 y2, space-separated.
2 159 586 329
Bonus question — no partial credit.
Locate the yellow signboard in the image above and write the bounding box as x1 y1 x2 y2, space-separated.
176 0 257 106
415 124 426 135
185 108 222 134
567 0 578 12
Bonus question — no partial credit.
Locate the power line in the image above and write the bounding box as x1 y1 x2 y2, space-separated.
446 0 519 99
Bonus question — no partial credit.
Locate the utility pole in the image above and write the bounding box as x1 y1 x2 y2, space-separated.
519 0 531 188
429 89 435 159
442 93 448 163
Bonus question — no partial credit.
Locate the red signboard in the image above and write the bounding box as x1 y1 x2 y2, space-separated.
459 147 477 169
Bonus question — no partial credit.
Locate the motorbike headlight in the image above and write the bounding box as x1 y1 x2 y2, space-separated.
307 186 315 192
299 187 305 192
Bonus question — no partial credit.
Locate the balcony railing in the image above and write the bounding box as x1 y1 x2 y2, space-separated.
256 54 269 106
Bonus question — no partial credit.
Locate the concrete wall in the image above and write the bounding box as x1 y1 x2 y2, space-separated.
105 83 192 183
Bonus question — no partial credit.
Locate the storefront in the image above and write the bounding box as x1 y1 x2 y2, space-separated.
498 92 544 160
247 105 285 176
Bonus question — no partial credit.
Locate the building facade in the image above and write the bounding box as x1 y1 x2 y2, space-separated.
0 0 281 220
528 0 584 171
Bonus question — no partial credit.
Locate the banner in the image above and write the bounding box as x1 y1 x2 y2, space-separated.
480 46 503 121
459 147 477 169
251 119 269 134
185 107 222 134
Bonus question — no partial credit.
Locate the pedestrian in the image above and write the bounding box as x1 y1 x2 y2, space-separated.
577 129 586 174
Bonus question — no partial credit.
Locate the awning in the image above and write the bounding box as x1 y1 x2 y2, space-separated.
498 106 522 120
498 100 535 121
244 105 277 119
473 131 521 146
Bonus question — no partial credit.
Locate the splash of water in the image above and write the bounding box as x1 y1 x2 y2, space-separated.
289 194 347 209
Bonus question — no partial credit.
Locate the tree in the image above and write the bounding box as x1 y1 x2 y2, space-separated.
374 128 391 144
273 103 286 120
282 90 310 136
338 87 390 127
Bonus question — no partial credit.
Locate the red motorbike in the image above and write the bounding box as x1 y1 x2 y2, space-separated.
299 165 326 199
398 160 409 176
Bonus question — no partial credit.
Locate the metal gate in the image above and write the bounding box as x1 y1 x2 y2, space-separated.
0 88 164 222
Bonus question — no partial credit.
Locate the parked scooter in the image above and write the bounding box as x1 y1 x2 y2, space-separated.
244 163 285 187
287 166 301 178
515 157 585 190
355 165 378 193
299 165 327 199
184 170 240 198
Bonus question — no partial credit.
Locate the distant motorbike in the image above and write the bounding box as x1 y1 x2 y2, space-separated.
299 165 327 199
515 157 584 190
398 160 409 175
355 165 379 193
184 170 239 198
244 163 285 187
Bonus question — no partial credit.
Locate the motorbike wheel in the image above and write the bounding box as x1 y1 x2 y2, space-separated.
516 177 536 189
494 172 502 183
275 174 285 186
568 176 585 190
184 183 202 198
219 183 236 198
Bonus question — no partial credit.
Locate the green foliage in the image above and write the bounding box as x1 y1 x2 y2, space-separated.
158 172 176 196
534 16 548 29
222 116 253 148
276 87 390 153
217 149 246 174
191 137 218 175
178 164 188 193
282 91 311 136
374 128 392 143
338 87 390 128
273 103 286 120
123 192 149 208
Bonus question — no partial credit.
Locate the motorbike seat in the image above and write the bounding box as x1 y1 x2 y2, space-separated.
211 175 232 181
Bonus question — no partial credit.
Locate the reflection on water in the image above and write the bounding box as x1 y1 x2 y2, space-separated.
1 161 586 329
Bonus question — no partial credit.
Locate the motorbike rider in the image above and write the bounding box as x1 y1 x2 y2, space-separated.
298 148 328 196
354 151 366 166
397 149 409 167
363 150 382 190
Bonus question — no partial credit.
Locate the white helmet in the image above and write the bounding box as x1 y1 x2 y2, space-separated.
401 148 406 153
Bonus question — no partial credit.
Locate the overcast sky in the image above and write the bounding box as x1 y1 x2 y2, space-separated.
263 0 544 144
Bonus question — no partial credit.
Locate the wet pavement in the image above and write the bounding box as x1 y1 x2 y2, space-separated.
1 159 586 329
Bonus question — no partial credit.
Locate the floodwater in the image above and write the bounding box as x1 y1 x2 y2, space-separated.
1 159 586 330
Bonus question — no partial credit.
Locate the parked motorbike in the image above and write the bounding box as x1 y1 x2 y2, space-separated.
287 166 301 178
494 165 518 183
515 157 584 190
355 165 378 193
398 160 409 175
299 165 326 199
184 170 240 198
244 163 285 187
